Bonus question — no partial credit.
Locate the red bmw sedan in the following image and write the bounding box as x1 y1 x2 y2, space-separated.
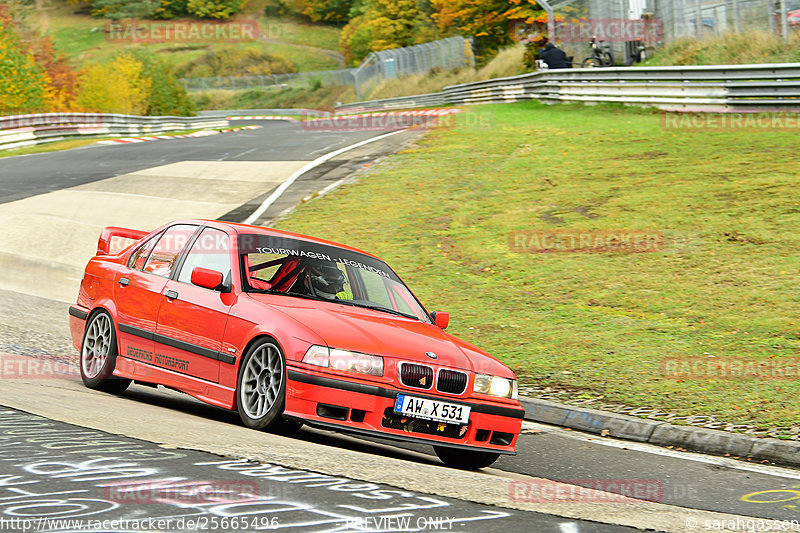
69 220 524 469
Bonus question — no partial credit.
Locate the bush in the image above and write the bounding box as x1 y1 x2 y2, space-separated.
185 0 247 19
265 1 355 24
137 55 195 116
175 46 297 78
88 0 247 20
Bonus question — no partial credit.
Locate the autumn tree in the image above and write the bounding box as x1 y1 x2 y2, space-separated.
431 0 544 60
340 0 432 64
0 16 51 114
76 53 152 114
31 36 79 112
300 0 355 23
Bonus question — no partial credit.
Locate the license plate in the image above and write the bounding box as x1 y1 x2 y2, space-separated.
394 394 471 425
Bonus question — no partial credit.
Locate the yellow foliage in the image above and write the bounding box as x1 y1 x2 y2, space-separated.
76 54 152 115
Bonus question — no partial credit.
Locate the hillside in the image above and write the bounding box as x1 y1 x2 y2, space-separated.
644 30 800 66
33 0 343 74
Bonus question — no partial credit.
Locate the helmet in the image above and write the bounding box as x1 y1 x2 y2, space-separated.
304 263 346 298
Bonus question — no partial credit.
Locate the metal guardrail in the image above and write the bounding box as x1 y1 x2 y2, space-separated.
335 63 800 113
0 113 229 151
198 108 319 117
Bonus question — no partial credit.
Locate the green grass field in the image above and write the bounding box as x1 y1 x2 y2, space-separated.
274 102 800 434
41 4 340 72
260 16 342 52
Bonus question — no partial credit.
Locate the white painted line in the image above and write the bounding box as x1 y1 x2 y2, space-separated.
242 129 407 225
559 523 580 533
522 421 800 481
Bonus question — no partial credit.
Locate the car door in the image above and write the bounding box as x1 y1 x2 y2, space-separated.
154 226 235 383
114 224 199 365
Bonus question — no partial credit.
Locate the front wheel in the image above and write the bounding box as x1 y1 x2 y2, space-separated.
434 446 500 470
80 311 131 394
581 57 599 68
237 338 289 430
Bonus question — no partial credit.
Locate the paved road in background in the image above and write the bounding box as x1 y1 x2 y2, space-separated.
0 121 387 204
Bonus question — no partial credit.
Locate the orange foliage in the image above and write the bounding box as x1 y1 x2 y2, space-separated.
31 36 79 112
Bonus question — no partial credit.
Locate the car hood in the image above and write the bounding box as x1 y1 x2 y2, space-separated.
249 295 495 372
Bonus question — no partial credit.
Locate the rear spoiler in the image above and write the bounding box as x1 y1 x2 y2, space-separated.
96 226 149 256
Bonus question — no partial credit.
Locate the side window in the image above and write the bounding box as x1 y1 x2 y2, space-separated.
128 234 160 271
177 228 232 287
142 225 198 278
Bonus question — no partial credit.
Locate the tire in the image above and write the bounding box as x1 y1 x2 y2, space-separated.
237 338 290 431
434 446 500 470
80 311 131 394
581 57 598 68
601 51 614 66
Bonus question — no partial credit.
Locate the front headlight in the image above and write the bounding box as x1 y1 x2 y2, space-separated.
302 345 384 376
474 373 517 399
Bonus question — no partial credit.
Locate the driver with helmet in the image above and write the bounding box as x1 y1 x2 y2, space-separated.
295 259 351 300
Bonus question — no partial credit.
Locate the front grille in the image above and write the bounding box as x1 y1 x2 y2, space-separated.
437 369 468 395
399 363 434 389
381 408 468 439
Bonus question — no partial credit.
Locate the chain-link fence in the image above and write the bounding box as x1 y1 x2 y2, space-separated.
526 1 798 68
352 37 475 99
181 36 474 100
651 0 796 40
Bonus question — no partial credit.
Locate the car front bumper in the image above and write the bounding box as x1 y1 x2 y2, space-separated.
285 367 524 454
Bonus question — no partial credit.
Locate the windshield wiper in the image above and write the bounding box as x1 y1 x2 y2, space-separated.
351 303 419 321
285 291 328 303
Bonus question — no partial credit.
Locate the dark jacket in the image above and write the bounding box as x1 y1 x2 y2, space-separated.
539 43 569 69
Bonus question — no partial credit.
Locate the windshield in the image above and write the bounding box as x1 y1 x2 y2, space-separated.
238 234 431 322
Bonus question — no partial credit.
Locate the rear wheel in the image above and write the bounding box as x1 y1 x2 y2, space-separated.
434 446 500 470
237 338 292 431
80 311 131 394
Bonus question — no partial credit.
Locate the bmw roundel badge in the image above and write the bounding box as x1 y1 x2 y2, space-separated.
425 351 438 360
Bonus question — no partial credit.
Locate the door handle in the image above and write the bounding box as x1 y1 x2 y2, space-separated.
119 277 130 286
165 290 179 300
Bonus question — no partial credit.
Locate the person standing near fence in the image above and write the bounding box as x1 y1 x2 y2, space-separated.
539 41 570 69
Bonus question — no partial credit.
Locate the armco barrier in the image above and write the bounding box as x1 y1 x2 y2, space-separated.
0 113 229 151
335 63 800 113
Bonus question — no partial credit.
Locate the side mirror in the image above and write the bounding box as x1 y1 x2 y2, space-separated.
431 311 449 330
191 267 224 291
